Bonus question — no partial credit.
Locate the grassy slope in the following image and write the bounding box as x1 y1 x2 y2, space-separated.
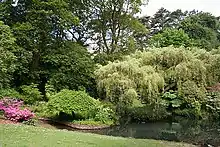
0 124 195 147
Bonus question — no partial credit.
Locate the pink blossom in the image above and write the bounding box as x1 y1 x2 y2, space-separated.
0 98 35 122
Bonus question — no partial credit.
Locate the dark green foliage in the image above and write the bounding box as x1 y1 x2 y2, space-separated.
203 92 220 118
128 104 170 122
47 89 99 119
140 8 186 36
0 0 87 98
140 8 220 50
93 52 124 65
47 42 95 92
180 12 220 50
161 90 203 119
88 0 148 54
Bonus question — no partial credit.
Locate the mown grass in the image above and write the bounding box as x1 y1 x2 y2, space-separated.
0 124 196 147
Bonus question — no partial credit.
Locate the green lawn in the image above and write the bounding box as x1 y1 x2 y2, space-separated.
0 124 196 147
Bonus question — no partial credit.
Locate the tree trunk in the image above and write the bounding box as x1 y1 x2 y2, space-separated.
38 75 48 101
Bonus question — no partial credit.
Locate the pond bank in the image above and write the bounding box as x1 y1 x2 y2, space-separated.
38 118 111 130
0 124 197 147
37 118 220 146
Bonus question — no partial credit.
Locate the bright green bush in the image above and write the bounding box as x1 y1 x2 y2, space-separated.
20 84 43 105
46 89 99 119
29 101 49 118
161 91 183 109
45 84 57 98
148 28 192 48
0 89 23 99
94 105 116 123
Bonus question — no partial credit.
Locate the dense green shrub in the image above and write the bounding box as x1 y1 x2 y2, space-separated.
128 103 171 122
29 101 48 118
0 89 23 99
20 84 43 105
203 92 220 119
0 86 43 105
161 91 183 109
148 28 192 48
94 105 116 123
45 84 57 98
46 89 99 119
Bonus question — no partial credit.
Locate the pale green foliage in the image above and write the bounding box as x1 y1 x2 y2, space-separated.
96 46 220 110
95 53 164 105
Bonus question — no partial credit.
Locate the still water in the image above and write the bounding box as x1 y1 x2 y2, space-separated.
86 119 220 146
43 118 220 146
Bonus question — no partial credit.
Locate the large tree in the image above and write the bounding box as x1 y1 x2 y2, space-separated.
88 0 148 54
139 8 220 50
0 0 95 99
180 12 220 50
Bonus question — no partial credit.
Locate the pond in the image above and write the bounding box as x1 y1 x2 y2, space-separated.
42 118 220 146
86 119 220 146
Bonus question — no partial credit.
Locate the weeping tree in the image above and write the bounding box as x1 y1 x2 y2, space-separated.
95 46 220 119
95 57 164 106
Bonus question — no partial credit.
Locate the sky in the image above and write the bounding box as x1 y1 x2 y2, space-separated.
141 0 220 16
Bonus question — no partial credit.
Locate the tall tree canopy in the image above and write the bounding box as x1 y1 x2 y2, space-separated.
139 8 220 50
88 0 148 54
0 0 95 98
0 21 16 88
180 12 220 50
148 28 192 48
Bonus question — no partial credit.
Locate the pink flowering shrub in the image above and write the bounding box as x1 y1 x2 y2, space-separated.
0 97 35 122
